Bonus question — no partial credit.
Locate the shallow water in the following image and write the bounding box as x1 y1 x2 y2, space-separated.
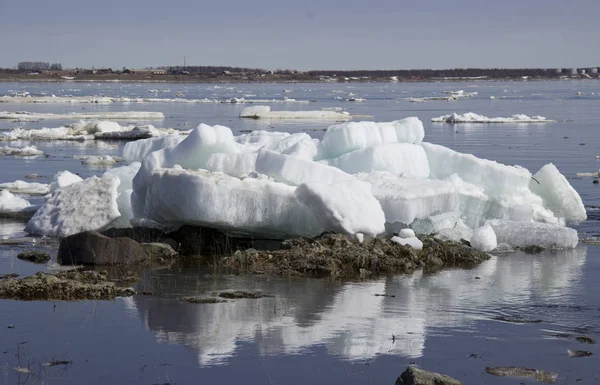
0 80 599 384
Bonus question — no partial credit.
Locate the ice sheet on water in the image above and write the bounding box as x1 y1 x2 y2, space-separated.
25 174 121 237
0 180 50 195
239 105 352 120
295 180 386 238
0 145 43 156
432 112 554 124
0 111 165 121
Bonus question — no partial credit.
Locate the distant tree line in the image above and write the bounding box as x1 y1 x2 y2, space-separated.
17 62 62 71
307 68 559 78
162 66 268 74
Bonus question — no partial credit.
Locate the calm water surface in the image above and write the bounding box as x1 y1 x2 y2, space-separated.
0 80 599 385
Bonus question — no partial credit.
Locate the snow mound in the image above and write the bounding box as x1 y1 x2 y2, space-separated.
0 190 32 213
391 235 423 250
432 112 555 124
0 180 50 195
240 105 352 120
487 219 578 249
470 224 497 252
530 163 586 225
143 167 323 238
25 174 121 237
295 180 386 238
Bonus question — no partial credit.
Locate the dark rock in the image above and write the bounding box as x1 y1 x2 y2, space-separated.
140 243 178 260
0 270 135 301
395 366 462 385
182 296 227 304
0 273 19 280
485 366 558 383
17 251 50 264
218 291 271 299
576 336 595 344
222 234 489 278
57 231 147 266
520 245 544 254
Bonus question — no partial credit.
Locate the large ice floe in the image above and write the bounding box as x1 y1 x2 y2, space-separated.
0 111 164 121
21 116 586 251
0 120 187 141
239 105 352 120
432 112 555 124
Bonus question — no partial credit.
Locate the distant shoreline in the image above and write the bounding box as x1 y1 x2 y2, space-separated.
0 73 598 84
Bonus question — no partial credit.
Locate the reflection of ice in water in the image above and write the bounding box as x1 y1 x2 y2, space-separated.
134 247 586 367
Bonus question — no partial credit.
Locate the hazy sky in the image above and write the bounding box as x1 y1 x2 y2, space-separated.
1 0 598 70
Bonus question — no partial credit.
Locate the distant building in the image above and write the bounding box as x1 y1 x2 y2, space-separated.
152 70 167 75
567 68 578 75
588 68 598 74
92 68 113 75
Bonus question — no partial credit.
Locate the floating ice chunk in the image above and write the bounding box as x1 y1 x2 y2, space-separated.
205 153 258 177
143 167 322 238
0 126 93 141
240 105 352 120
0 111 165 121
49 170 83 193
324 143 430 178
470 224 497 252
295 180 385 238
25 174 121 237
432 112 555 124
122 135 185 163
357 172 458 225
487 219 578 249
422 142 532 197
530 163 586 225
391 236 423 250
319 118 424 159
105 163 140 229
0 180 50 195
0 145 44 156
78 155 119 165
256 148 352 186
0 190 32 213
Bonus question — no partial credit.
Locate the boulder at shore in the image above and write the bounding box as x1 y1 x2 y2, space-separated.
396 366 462 385
58 231 148 265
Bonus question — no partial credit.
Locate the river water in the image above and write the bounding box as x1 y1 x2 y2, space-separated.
0 80 599 384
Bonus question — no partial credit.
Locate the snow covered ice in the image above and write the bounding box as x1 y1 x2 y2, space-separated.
0 190 34 214
0 111 164 121
487 220 578 249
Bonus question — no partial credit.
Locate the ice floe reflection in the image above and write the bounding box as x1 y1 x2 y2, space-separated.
132 247 586 367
